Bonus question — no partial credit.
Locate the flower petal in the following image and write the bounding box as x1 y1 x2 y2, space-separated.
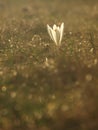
51 29 57 45
53 24 57 30
59 23 64 45
55 28 60 45
47 24 57 45
47 24 54 41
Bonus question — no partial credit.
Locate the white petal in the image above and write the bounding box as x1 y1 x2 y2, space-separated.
47 24 54 41
47 24 57 45
51 30 57 45
53 24 57 30
59 23 64 45
57 26 60 30
55 28 60 45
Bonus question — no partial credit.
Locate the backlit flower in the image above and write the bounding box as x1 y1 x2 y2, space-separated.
47 23 64 46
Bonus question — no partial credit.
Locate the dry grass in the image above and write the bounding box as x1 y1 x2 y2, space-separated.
0 0 98 130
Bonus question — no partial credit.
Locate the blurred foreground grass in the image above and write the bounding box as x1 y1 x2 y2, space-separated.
0 0 98 130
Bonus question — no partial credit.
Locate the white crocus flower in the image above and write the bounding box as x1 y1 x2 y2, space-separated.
47 23 64 46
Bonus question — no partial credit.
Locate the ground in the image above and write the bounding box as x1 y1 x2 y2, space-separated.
0 0 98 130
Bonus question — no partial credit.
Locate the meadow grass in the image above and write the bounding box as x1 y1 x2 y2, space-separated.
0 0 98 130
